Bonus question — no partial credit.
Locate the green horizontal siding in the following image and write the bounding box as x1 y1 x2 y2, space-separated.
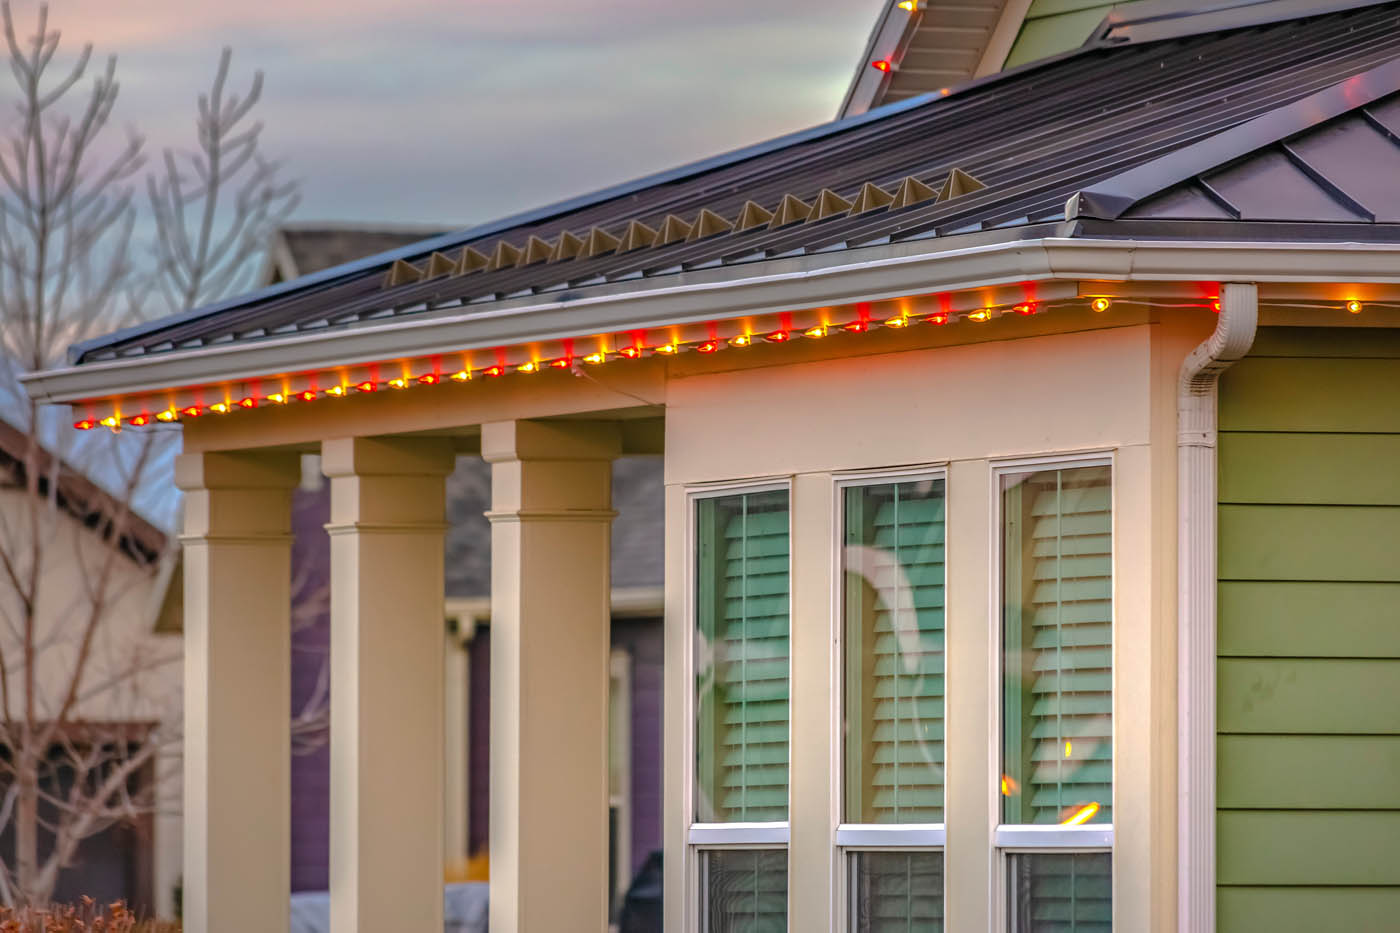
1218 658 1400 734
1218 505 1400 581
1219 582 1400 658
1218 812 1400 886
1217 329 1400 928
1218 888 1400 933
1218 736 1400 809
1220 357 1400 432
1219 433 1400 505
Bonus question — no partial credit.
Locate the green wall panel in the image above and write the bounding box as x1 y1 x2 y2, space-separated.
1004 7 1113 67
1218 505 1400 582
1218 888 1400 933
1219 582 1400 658
1218 735 1400 809
1217 812 1400 885
1220 357 1400 432
1219 433 1400 505
1217 330 1400 925
1248 326 1400 358
1218 658 1400 734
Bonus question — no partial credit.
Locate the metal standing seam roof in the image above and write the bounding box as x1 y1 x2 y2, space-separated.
73 1 1400 366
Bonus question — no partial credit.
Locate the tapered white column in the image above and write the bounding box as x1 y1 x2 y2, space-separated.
176 450 299 933
482 420 619 933
322 437 454 933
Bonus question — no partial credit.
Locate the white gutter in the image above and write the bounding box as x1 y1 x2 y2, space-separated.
22 237 1400 405
1176 282 1256 933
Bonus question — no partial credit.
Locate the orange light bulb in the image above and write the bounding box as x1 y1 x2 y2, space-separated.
325 385 346 397
730 335 752 348
156 409 179 422
655 343 678 354
450 371 471 382
517 361 539 374
1091 297 1112 313
266 393 287 404
99 415 121 430
1346 300 1363 314
803 324 828 338
387 378 408 389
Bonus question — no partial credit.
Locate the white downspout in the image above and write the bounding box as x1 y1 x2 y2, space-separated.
1178 282 1257 933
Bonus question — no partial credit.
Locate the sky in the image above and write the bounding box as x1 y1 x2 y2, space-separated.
23 0 886 232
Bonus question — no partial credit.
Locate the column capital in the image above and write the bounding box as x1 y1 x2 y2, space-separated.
321 436 455 479
174 450 300 492
481 420 621 464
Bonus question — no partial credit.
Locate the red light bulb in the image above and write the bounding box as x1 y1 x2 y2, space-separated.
482 365 504 377
619 346 644 359
696 341 719 353
418 373 440 385
925 313 949 325
298 390 317 402
765 331 791 343
843 321 869 334
74 419 96 430
550 357 573 369
182 406 203 417
871 60 892 72
239 397 258 409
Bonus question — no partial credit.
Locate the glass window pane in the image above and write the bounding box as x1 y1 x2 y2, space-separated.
1001 465 1111 826
850 850 944 932
1006 852 1111 932
843 479 946 824
702 849 788 932
695 490 790 823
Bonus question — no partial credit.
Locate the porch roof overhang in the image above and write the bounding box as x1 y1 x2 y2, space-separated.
22 2 1400 421
22 234 1400 409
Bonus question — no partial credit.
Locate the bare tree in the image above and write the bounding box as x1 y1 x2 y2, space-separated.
0 3 300 908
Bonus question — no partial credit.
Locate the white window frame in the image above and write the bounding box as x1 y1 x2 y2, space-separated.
990 452 1116 931
832 466 949 931
684 479 794 933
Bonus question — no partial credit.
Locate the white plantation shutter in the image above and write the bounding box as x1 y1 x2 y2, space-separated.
696 490 790 823
845 481 945 824
1004 466 1112 826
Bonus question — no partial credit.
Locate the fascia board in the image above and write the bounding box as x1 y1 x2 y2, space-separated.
24 237 1400 405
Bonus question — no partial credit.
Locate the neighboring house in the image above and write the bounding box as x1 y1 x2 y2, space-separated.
25 4 1400 933
268 231 664 917
0 417 182 915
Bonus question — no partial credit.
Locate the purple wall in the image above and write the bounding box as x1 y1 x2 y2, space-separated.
289 482 331 893
464 617 663 879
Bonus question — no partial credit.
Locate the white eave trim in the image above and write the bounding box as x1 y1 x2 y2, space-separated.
22 237 1400 405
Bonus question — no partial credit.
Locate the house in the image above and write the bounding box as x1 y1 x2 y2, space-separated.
0 414 182 915
23 1 1400 931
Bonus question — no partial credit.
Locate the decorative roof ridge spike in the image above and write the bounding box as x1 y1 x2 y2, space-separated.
890 175 938 210
937 167 987 201
808 188 855 222
384 258 424 287
455 246 490 275
652 214 693 246
425 252 457 279
734 200 776 232
581 226 621 258
851 181 895 214
549 231 584 262
518 235 554 267
617 219 659 252
686 208 733 242
486 240 522 272
769 193 813 228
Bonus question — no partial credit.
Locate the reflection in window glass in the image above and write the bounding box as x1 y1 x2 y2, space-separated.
850 850 944 932
1001 465 1111 826
843 479 946 824
1006 852 1111 933
702 849 787 932
695 490 790 823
